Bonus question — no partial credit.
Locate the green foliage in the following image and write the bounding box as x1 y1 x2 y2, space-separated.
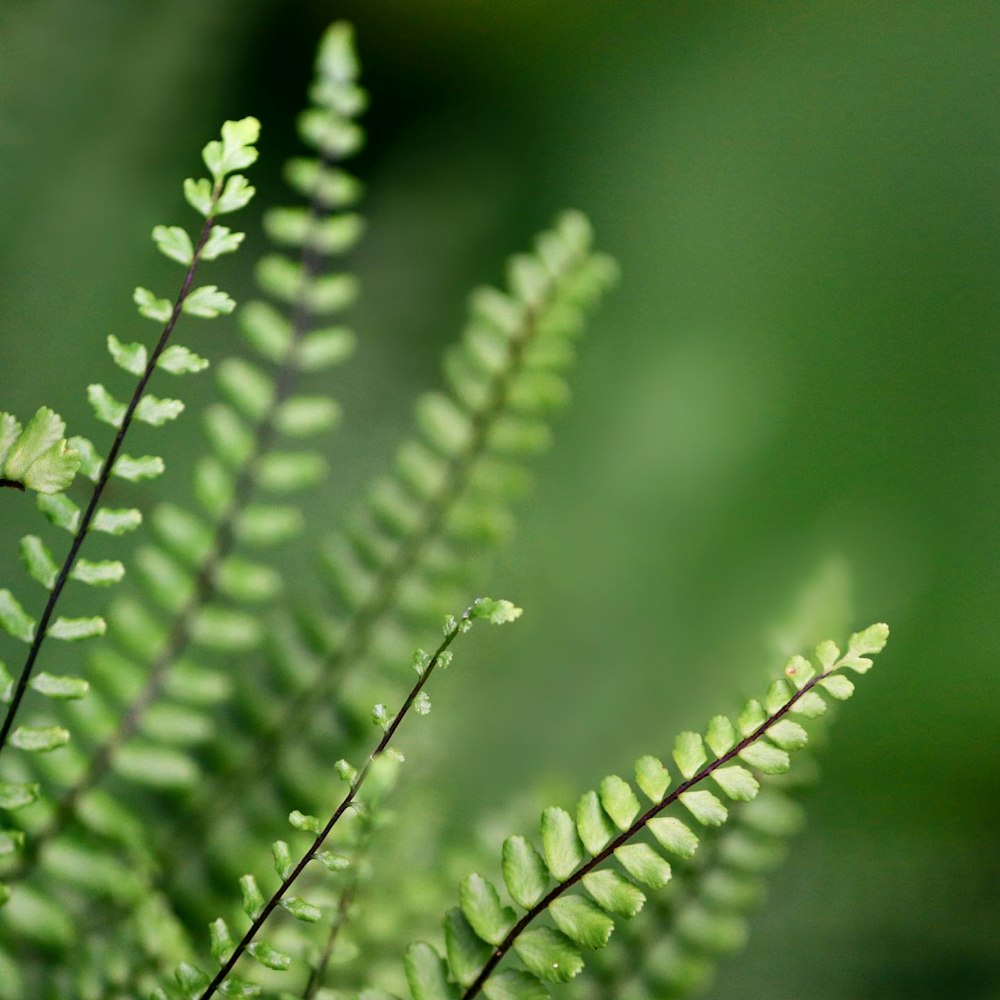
0 26 366 978
152 166 615 933
1 120 257 660
0 16 892 1000
0 114 260 974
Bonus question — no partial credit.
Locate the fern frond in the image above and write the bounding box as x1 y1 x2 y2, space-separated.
575 560 854 999
306 210 616 706
0 118 259 992
164 598 520 1000
188 212 616 869
580 779 806 1000
0 120 260 910
371 624 887 1000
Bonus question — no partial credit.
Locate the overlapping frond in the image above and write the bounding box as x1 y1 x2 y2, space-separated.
369 624 887 1000
185 212 616 883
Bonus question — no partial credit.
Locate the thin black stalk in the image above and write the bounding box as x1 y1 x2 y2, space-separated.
197 608 468 1000
460 668 835 1000
0 479 26 492
0 197 222 758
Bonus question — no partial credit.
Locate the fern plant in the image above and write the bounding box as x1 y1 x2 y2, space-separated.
385 624 887 1000
0 19 891 1000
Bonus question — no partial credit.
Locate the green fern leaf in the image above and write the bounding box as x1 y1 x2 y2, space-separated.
576 791 616 855
107 334 149 375
548 895 614 950
614 843 673 890
540 807 584 880
513 928 582 983
0 590 35 642
460 874 515 946
28 672 88 700
445 909 492 987
502 836 549 909
10 725 69 752
0 408 80 494
582 869 645 918
20 535 59 589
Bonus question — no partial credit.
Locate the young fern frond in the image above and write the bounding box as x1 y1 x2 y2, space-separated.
0 119 259 904
0 408 80 495
377 624 888 1000
2 24 365 906
164 598 521 1000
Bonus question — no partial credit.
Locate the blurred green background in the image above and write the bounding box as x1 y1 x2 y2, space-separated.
1 1 998 997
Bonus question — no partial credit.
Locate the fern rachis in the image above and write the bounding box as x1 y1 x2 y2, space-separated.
170 599 522 1000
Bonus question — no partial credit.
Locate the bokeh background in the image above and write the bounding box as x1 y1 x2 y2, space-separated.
1 2 998 997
